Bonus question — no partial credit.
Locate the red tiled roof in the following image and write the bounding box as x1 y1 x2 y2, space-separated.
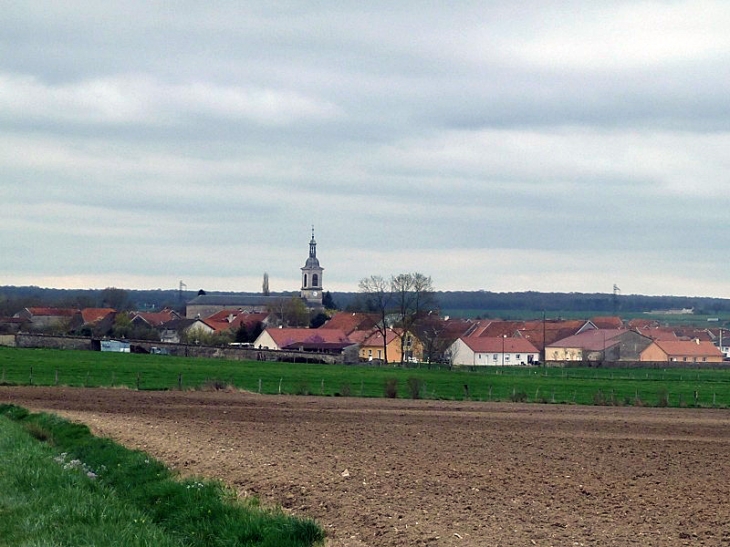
130 309 180 327
654 339 723 358
359 328 399 347
81 308 116 324
204 310 268 332
591 316 624 329
461 336 539 354
547 329 627 351
265 328 351 348
319 312 378 334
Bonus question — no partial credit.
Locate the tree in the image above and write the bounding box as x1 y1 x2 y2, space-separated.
391 273 436 365
358 273 437 365
262 273 270 296
358 275 393 364
100 287 131 310
268 296 310 327
322 291 337 310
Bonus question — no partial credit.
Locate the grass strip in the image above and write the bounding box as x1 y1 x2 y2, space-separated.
0 412 183 547
0 404 325 547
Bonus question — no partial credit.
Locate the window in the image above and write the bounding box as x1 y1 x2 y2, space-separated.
368 349 372 357
303 274 308 287
312 273 319 287
493 354 498 360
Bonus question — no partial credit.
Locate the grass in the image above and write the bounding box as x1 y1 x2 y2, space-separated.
1 346 730 407
0 404 325 547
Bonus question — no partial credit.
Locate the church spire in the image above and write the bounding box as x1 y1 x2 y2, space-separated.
309 225 317 258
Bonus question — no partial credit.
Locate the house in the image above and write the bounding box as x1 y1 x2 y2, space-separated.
204 309 269 334
447 336 539 367
130 308 181 329
253 328 352 354
640 339 724 363
13 307 80 332
348 328 403 363
515 320 597 356
78 308 117 335
545 329 653 362
159 318 215 344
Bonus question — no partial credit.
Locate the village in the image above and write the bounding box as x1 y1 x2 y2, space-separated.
2 230 729 367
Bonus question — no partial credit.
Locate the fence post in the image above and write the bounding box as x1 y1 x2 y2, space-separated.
29 366 33 386
136 372 141 390
55 369 59 386
111 371 115 386
321 378 324 395
178 373 182 391
278 377 282 395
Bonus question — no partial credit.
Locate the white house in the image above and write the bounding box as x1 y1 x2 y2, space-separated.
447 336 539 366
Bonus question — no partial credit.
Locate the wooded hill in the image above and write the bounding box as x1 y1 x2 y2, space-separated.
2 285 730 319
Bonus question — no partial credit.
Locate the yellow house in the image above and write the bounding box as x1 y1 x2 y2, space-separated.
352 328 403 363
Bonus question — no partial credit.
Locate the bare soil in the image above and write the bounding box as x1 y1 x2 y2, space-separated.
3 386 730 546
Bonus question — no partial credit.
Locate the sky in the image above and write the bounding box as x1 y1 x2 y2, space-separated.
2 1 730 298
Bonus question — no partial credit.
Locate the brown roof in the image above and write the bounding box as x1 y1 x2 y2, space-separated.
204 309 268 332
130 308 180 327
654 339 723 358
81 308 116 324
517 320 593 350
547 329 628 351
591 316 624 329
264 328 352 348
319 312 378 334
461 337 539 354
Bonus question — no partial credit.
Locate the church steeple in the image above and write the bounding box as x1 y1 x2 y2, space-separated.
309 225 317 259
301 226 324 306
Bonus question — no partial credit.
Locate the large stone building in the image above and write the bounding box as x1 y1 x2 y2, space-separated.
185 229 325 319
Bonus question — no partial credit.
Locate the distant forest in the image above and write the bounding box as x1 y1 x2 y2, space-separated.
2 285 730 318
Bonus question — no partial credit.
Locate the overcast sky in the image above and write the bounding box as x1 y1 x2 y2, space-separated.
2 1 730 298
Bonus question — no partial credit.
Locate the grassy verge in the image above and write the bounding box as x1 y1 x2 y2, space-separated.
1 346 730 407
0 405 325 547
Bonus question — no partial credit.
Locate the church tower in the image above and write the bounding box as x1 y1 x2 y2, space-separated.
300 226 324 306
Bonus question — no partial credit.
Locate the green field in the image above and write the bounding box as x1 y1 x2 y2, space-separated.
1 346 730 408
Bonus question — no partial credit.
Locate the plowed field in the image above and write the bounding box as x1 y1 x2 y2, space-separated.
3 386 730 546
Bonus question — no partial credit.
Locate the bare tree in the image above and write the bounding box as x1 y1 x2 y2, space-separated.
359 272 437 365
392 272 436 365
358 275 392 364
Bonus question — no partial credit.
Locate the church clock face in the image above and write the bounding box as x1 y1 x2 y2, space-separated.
312 291 318 297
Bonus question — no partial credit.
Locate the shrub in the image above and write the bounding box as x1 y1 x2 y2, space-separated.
509 388 527 402
295 381 311 396
657 388 669 407
338 382 352 397
384 378 398 398
406 377 423 399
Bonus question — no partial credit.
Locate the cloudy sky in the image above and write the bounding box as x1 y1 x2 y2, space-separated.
2 1 730 298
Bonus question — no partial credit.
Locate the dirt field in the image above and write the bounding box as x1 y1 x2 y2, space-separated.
2 387 730 547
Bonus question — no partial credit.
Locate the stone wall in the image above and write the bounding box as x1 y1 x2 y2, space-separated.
8 334 344 364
